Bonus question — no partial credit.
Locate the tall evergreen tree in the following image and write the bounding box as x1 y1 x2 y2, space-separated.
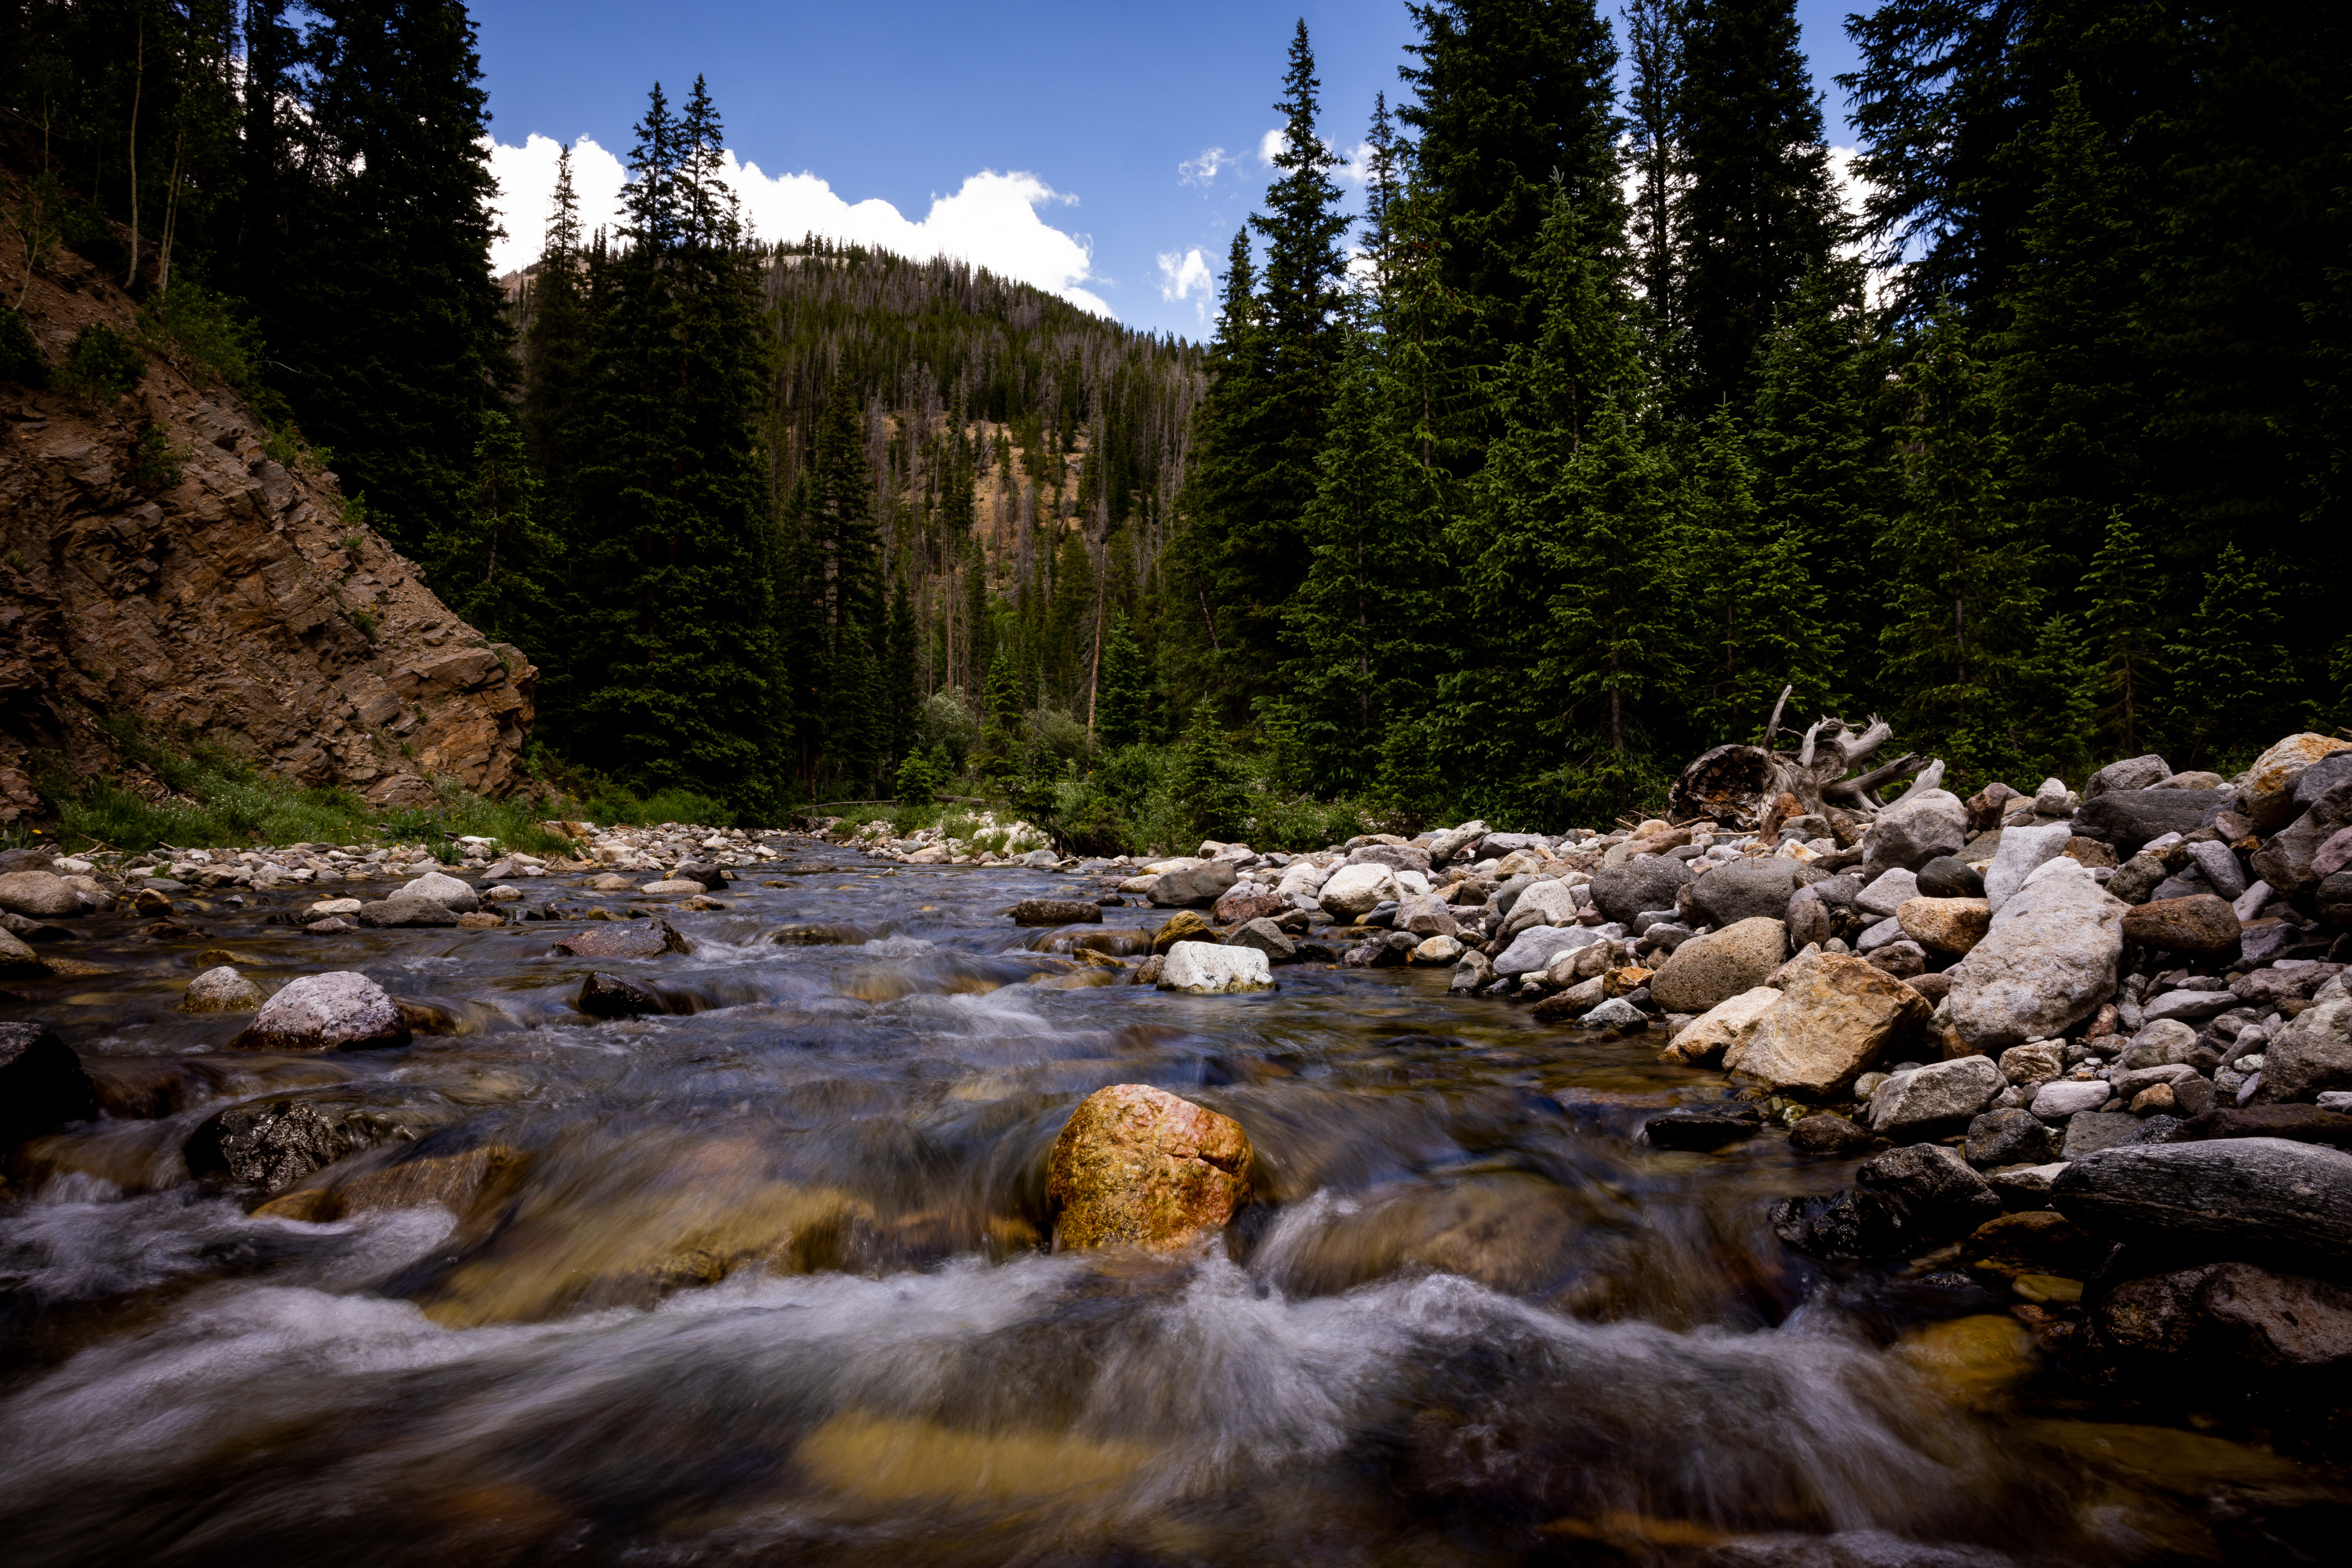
1094 615 1150 750
568 78 782 806
2078 510 2162 760
1671 0 1842 419
421 409 551 652
2166 543 2288 768
263 0 511 550
1622 0 1685 379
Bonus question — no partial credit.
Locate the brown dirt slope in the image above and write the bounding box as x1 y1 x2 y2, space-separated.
0 188 533 822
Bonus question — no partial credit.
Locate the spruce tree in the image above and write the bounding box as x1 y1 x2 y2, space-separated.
1168 231 1266 715
1173 699 1247 844
2166 543 2288 769
1875 302 2042 778
1399 0 1623 473
2078 511 2162 759
1094 615 1149 750
1623 0 1685 379
422 410 551 651
521 142 594 493
1283 304 1444 796
1684 407 1835 743
1671 0 1841 419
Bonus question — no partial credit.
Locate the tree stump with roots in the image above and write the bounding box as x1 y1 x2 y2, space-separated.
1668 704 1938 829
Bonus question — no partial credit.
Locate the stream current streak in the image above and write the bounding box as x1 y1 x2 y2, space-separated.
0 850 2337 1566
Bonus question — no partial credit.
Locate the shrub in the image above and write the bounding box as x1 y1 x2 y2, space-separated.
56 322 144 408
130 423 188 489
0 307 45 387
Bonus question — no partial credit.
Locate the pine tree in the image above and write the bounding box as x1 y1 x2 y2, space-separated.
976 644 1023 779
1684 408 1835 742
1623 0 1685 379
1172 699 1247 844
1168 230 1265 716
1671 0 1842 419
2166 543 2288 769
521 142 594 490
2078 511 2162 759
1875 302 2042 779
884 574 920 768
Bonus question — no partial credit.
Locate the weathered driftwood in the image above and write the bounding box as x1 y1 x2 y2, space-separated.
1667 712 1936 827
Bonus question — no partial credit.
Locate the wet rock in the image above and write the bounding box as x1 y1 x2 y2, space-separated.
1149 909 1214 952
2053 1135 2352 1267
1007 898 1104 927
1316 862 1398 919
1656 985 1780 1066
640 879 706 896
1966 1107 2062 1168
1643 1104 1763 1151
1158 941 1274 993
1862 788 1968 876
554 920 691 959
1149 860 1239 908
2071 788 2234 855
2087 755 2172 798
2252 999 2352 1104
1210 886 1285 925
672 859 728 892
2170 1104 2352 1150
1868 1056 2006 1142
1858 1142 2005 1236
1686 858 1800 927
0 1022 100 1143
184 1091 449 1192
358 895 461 928
577 971 663 1018
182 965 264 1014
1947 865 2125 1054
0 926 44 976
1588 856 1693 924
230 972 411 1052
2122 894 2241 958
456 910 508 929
1648 916 1786 1013
1046 1083 1253 1250
0 870 87 919
2319 871 2352 924
256 1143 524 1224
1963 1209 2107 1279
1227 918 1299 964
1581 996 1646 1028
1726 949 1932 1097
1790 1112 1878 1156
2084 1261 2352 1386
1896 897 1988 957
1769 1187 1918 1259
397 869 481 912
1131 954 1165 985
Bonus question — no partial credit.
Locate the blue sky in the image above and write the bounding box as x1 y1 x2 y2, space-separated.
474 1 1867 339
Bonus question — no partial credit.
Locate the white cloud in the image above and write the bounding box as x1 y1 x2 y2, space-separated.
1179 147 1235 187
485 133 1113 318
1332 140 1376 187
1156 247 1213 306
1258 127 1285 166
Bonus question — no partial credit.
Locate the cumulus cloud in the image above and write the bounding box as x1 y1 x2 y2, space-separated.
1156 247 1214 315
1179 147 1236 187
486 132 1113 318
1258 127 1285 165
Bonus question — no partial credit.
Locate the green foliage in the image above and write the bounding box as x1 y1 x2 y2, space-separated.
56 323 143 407
892 750 942 804
2079 511 2163 757
1094 615 1150 750
575 785 737 830
0 307 46 387
141 281 263 390
424 411 553 650
2167 543 2290 768
1171 699 1248 844
129 423 189 489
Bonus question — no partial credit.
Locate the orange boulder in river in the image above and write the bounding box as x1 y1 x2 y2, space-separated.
1047 1083 1254 1250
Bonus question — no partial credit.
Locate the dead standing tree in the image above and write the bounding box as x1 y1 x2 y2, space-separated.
1668 684 1941 827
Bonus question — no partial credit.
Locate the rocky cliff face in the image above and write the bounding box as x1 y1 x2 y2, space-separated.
0 226 534 821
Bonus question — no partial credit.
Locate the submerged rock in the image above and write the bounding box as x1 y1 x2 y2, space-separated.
1158 941 1274 994
0 1022 100 1143
230 972 411 1052
577 971 663 1018
182 966 265 1014
1046 1083 1254 1250
554 920 692 959
1007 898 1105 927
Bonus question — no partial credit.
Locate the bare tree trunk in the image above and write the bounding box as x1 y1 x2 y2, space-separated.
125 13 143 291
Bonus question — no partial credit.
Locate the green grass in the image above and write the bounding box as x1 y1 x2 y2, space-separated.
581 786 736 829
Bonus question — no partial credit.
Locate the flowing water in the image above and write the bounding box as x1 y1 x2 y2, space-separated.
2 848 2344 1566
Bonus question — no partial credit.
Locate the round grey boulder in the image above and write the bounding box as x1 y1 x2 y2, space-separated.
230 971 411 1052
1590 856 1693 924
182 966 265 1014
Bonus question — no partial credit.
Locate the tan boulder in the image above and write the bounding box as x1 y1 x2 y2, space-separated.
2244 732 2352 829
1726 949 1932 1096
1658 985 1781 1066
1648 916 1787 1013
1150 909 1214 953
1047 1083 1253 1250
1897 896 1991 955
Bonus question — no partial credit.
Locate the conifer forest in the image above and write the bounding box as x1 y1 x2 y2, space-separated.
4 0 2347 846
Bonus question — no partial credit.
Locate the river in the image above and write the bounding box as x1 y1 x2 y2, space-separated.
1 843 2341 1565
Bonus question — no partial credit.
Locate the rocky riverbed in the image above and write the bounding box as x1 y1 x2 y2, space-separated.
0 763 2348 1565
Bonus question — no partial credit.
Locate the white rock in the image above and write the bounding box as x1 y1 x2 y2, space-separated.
182 966 264 1014
1948 871 2126 1055
1494 924 1607 976
307 898 364 916
1867 1055 2006 1140
640 879 705 895
397 870 481 913
2033 777 2071 815
240 971 409 1051
1862 789 1969 877
1501 878 1582 937
1157 941 1275 993
1276 860 1332 900
1984 822 2073 913
1582 997 1646 1028
484 884 525 902
1319 862 1400 919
